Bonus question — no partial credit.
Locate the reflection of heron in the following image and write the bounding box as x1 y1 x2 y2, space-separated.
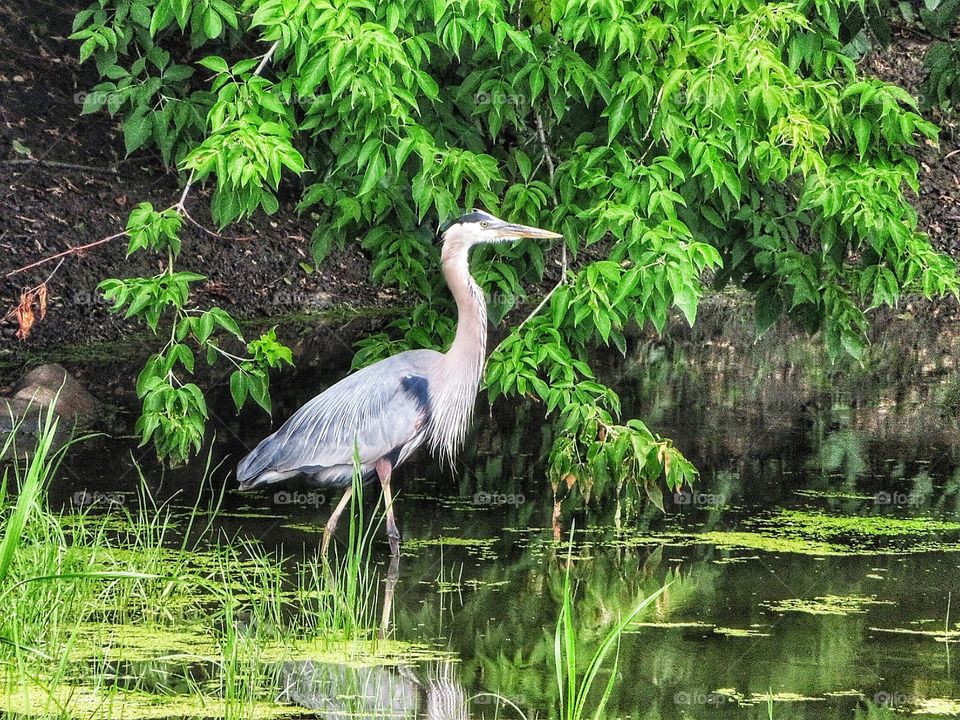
237 211 562 555
279 659 467 720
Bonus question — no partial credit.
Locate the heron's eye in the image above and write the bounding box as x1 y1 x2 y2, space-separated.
480 221 488 228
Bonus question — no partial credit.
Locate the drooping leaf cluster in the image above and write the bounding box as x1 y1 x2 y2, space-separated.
99 202 293 464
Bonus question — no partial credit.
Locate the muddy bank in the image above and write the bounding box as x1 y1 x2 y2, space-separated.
0 0 395 353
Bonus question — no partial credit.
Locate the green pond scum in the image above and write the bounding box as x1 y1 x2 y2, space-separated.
765 595 895 616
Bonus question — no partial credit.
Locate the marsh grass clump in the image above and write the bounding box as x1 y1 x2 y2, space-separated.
0 425 411 718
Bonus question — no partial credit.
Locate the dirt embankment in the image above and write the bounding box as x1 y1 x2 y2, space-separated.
0 0 393 359
1 1 959 359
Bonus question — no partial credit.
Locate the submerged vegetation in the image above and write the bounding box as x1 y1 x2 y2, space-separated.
0 416 407 717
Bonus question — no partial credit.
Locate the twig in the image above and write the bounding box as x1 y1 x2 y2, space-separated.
173 169 195 212
4 231 127 278
515 271 565 335
35 258 65 289
3 158 122 175
181 208 256 241
527 106 568 328
495 238 570 348
5 38 281 286
172 39 276 216
254 41 279 77
534 111 556 183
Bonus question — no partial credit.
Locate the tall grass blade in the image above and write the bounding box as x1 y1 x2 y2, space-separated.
0 401 61 585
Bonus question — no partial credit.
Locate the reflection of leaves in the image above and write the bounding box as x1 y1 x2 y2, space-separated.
817 430 866 482
395 523 720 717
855 699 903 719
642 545 664 577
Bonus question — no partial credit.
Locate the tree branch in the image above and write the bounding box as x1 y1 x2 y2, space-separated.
5 231 127 278
534 111 556 183
3 159 122 175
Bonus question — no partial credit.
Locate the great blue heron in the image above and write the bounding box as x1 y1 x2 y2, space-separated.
237 210 563 555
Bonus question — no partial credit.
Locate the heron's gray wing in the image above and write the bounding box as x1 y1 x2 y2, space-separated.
237 350 438 486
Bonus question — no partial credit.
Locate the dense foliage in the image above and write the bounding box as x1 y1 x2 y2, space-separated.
72 0 957 507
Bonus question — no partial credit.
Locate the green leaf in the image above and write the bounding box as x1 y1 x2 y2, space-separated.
853 117 870 158
672 283 698 326
229 371 247 411
149 0 175 35
211 308 243 339
195 312 215 344
203 9 223 38
123 112 152 154
755 283 784 335
358 152 387 196
247 372 271 414
197 55 229 74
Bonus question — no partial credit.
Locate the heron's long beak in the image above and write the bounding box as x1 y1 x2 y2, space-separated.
495 222 563 240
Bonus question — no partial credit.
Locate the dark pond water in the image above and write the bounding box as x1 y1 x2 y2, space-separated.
30 311 960 718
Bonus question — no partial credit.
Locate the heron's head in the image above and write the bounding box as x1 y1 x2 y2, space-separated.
440 210 562 254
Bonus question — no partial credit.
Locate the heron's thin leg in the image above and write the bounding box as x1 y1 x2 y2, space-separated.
375 459 400 556
321 484 354 557
379 554 400 638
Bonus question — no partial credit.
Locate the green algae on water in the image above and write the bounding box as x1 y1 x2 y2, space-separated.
688 509 960 557
404 535 498 561
765 595 894 616
631 621 714 630
869 626 960 643
767 510 960 538
913 698 960 716
0 682 304 719
793 489 875 501
713 626 770 638
70 622 453 666
696 530 848 556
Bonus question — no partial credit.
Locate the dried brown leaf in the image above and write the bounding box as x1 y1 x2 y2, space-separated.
15 291 35 340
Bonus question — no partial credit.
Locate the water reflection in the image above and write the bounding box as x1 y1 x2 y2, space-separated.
280 661 466 720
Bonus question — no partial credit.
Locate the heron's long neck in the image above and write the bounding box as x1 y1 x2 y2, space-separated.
444 247 487 371
428 244 487 464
